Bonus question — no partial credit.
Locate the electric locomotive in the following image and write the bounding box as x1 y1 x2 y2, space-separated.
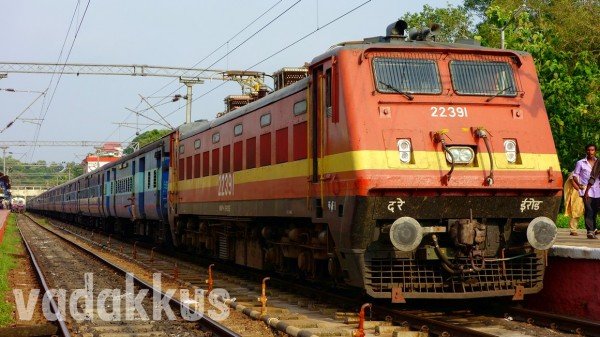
29 20 562 302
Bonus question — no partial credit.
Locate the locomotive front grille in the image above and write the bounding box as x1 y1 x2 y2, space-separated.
364 253 544 296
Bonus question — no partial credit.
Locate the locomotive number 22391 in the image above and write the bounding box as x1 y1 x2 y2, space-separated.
430 106 468 118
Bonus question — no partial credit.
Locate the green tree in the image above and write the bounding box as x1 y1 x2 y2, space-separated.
124 129 172 155
402 4 474 43
479 1 600 173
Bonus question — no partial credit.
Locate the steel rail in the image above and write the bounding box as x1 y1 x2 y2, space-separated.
17 225 71 337
506 307 600 336
30 214 540 337
22 214 240 337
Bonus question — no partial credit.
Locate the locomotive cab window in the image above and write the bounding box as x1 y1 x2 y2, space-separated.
373 58 441 94
450 60 517 96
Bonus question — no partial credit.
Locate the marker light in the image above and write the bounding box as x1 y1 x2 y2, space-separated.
397 139 412 164
504 139 518 163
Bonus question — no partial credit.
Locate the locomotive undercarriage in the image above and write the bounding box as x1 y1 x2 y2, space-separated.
174 215 337 279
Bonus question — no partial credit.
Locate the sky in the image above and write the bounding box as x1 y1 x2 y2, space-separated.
0 0 461 165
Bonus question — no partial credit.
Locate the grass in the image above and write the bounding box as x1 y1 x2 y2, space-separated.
0 213 23 326
556 213 600 229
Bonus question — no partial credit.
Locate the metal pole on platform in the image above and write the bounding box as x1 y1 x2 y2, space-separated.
1 146 7 174
179 77 203 124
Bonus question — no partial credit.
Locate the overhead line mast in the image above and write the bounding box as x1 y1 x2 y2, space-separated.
0 62 265 123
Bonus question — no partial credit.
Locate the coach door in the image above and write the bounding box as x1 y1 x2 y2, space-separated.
137 157 146 219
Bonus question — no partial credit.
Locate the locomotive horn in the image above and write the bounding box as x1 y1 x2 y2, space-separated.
389 217 423 252
386 19 408 37
408 23 441 41
526 216 557 250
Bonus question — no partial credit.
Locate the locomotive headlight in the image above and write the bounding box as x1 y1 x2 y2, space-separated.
526 216 557 250
397 139 412 164
389 217 423 252
445 146 474 164
504 139 518 163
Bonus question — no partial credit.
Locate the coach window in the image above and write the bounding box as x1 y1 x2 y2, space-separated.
260 113 271 127
373 58 442 94
449 60 517 97
194 139 201 149
293 100 307 116
234 124 243 136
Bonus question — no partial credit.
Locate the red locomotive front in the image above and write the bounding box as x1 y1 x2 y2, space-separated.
170 22 561 301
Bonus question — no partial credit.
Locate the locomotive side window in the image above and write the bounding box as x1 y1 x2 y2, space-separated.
373 58 441 94
194 139 201 149
450 60 517 96
293 100 307 116
260 113 271 127
234 124 243 136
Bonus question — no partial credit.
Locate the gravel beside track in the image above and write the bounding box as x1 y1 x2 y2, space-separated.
17 214 238 337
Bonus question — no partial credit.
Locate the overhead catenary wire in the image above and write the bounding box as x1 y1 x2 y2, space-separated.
164 0 372 119
1 92 47 134
31 0 92 160
120 0 301 131
107 0 286 141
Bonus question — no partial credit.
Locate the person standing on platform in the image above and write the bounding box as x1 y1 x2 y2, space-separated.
564 173 584 235
573 144 599 239
584 157 600 237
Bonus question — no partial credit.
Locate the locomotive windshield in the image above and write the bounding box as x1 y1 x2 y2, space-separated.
373 58 442 94
450 60 517 96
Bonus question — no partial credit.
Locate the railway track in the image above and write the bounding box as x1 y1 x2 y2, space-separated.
16 214 243 337
26 213 599 337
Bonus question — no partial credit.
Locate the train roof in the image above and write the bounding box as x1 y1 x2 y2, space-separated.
310 38 529 66
178 76 309 141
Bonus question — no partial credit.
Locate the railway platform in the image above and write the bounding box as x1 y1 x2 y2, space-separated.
526 228 600 321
